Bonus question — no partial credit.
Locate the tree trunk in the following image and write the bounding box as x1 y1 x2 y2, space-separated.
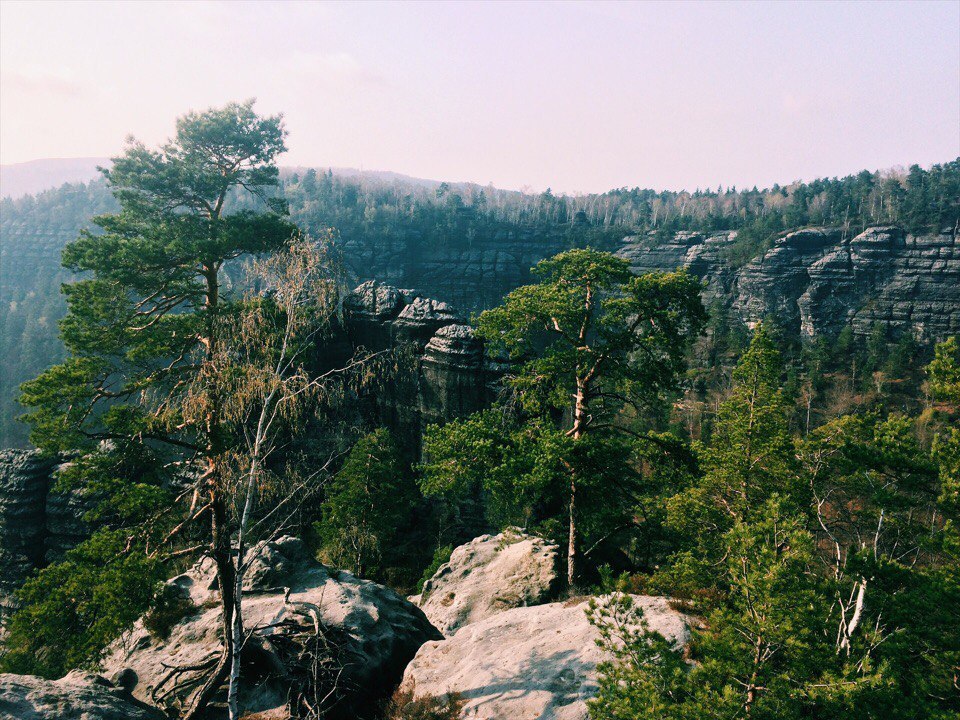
186 263 234 720
567 473 576 587
228 467 257 720
183 495 234 720
839 577 867 655
567 376 589 588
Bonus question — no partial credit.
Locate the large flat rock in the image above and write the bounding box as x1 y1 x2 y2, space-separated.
402 595 689 720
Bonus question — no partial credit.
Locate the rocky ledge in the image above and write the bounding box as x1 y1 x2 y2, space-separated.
402 595 689 720
401 531 688 719
417 529 559 636
618 225 960 340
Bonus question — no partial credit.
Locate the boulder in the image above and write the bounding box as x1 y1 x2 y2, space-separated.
0 671 166 720
402 595 689 720
418 530 559 636
101 536 442 719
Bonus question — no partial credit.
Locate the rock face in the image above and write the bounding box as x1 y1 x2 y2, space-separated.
342 281 497 439
402 595 689 720
339 228 577 313
618 225 960 340
101 536 442 719
418 530 559 636
0 450 91 616
0 671 166 720
0 450 53 614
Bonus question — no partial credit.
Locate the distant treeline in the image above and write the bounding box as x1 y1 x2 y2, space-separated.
277 158 960 256
1 159 957 447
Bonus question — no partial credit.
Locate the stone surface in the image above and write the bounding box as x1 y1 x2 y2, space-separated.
101 536 442 719
0 450 53 615
0 451 97 616
342 281 497 439
418 530 559 636
0 671 166 720
618 225 960 341
402 595 689 720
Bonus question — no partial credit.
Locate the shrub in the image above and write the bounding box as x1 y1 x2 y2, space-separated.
143 583 196 639
382 687 465 720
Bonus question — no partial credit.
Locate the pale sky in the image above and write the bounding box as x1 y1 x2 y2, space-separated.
1 0 958 194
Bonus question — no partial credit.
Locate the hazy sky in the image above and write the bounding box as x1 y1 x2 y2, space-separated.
1 0 958 194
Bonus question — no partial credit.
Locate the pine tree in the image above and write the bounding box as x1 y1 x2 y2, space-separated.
19 100 293 719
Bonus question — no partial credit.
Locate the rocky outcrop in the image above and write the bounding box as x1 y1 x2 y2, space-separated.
0 450 94 618
0 671 166 720
342 281 497 439
0 450 95 616
618 225 960 340
339 228 578 313
101 536 442 719
418 530 559 636
402 595 689 720
0 450 54 614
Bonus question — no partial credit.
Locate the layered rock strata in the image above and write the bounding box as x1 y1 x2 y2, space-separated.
618 225 960 340
0 449 90 615
342 281 498 439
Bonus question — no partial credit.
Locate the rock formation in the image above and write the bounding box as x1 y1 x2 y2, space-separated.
0 450 91 616
618 225 960 340
339 227 575 313
101 536 442 719
0 450 53 614
402 595 689 720
0 671 166 720
342 280 497 440
417 529 559 636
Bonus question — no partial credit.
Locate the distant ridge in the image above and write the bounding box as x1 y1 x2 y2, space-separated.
1 158 485 202
0 158 108 200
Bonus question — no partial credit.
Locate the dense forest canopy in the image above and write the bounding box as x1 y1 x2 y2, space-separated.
2 158 957 448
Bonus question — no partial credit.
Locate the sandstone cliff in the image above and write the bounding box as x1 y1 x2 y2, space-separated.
0 450 92 616
618 225 960 340
342 280 498 441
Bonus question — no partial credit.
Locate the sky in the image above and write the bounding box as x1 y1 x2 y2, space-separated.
1 0 958 194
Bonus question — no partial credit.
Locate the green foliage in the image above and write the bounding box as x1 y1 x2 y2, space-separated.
4 159 959 446
417 544 453 593
927 335 960 402
421 410 569 530
318 428 418 580
476 249 706 418
659 326 798 595
586 579 690 720
19 99 293 454
592 331 960 719
700 325 798 517
0 529 163 678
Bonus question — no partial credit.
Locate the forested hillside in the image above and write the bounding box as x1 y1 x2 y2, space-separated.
1 159 958 447
0 103 957 720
